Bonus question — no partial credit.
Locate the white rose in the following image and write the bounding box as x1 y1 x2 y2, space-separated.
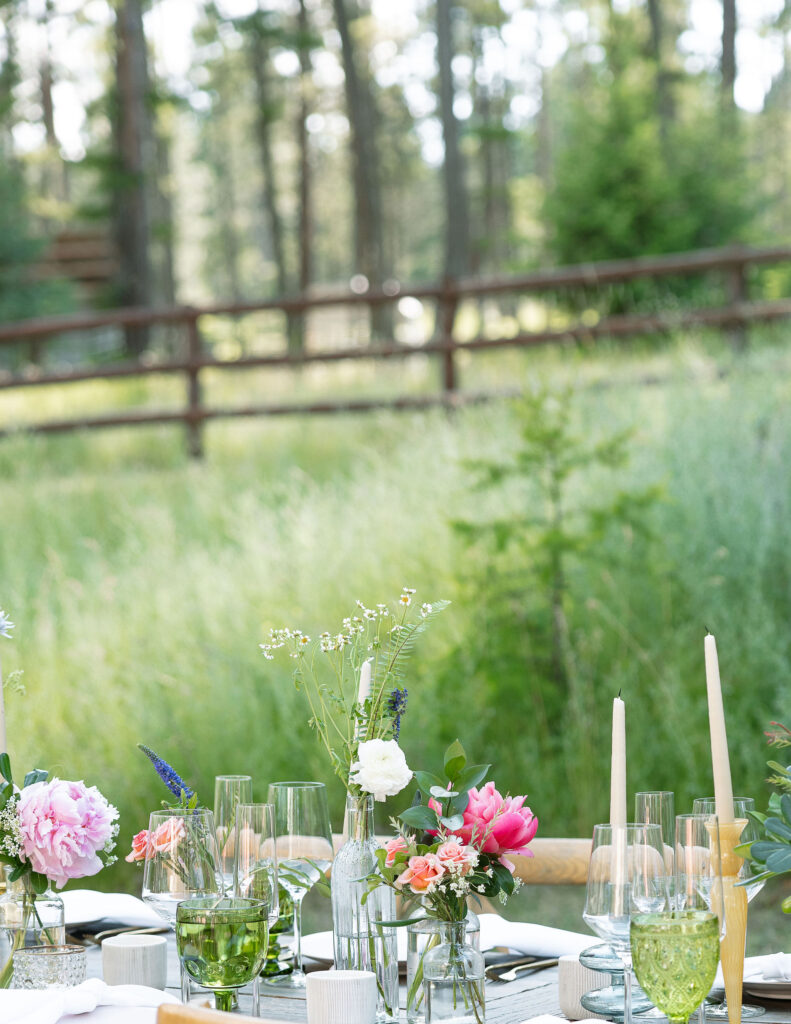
349 739 413 802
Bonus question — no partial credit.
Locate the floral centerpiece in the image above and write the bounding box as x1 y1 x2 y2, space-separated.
261 587 448 1022
0 753 118 986
367 739 538 1024
740 722 791 905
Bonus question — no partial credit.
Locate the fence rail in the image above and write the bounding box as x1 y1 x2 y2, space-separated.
1 243 790 456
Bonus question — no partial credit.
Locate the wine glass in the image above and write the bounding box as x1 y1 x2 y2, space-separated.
583 823 668 1024
266 781 334 988
176 896 270 1014
234 803 280 927
632 911 720 1024
214 775 253 894
141 808 224 924
692 797 765 1020
675 814 724 918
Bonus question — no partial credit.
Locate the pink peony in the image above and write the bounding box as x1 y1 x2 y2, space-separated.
435 840 477 875
434 782 538 868
384 836 408 867
126 829 153 863
395 853 445 893
17 778 119 889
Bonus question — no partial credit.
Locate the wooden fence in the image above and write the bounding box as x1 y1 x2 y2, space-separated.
1 243 790 457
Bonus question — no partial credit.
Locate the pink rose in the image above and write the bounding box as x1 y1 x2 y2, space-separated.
395 853 445 892
17 778 119 889
384 836 408 867
150 819 185 854
442 782 538 867
126 829 153 863
436 840 477 875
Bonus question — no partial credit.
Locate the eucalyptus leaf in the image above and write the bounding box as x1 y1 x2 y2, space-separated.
0 753 11 785
23 769 48 788
454 764 491 794
400 804 440 831
440 813 464 830
765 817 791 842
781 793 791 825
414 771 444 796
750 840 785 862
430 786 457 800
443 739 466 782
766 847 791 874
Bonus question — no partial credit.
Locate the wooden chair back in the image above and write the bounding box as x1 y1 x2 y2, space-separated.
158 1005 281 1024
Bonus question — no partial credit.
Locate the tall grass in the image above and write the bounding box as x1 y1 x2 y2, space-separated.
1 333 790 894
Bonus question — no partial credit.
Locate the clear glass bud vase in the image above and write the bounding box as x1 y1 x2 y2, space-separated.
407 910 480 1024
331 794 399 1023
0 874 65 988
423 919 485 1024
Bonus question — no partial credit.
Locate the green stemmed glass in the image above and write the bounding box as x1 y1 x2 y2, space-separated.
176 897 270 1013
631 911 720 1024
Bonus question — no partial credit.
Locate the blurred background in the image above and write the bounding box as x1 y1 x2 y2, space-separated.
0 0 790 946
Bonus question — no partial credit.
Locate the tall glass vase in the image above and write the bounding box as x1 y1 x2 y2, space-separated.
407 910 480 1024
331 794 399 1023
0 874 65 988
423 919 485 1024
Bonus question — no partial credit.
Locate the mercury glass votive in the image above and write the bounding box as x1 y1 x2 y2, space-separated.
13 944 87 989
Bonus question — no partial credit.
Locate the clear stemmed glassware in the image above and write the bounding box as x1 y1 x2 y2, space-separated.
234 803 280 928
636 792 675 877
214 774 253 894
141 808 224 924
674 814 724 918
692 797 765 1020
266 781 334 989
176 896 270 1014
141 807 224 1005
583 823 668 1024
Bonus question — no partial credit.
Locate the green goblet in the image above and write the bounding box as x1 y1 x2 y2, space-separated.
631 911 719 1024
176 897 269 1014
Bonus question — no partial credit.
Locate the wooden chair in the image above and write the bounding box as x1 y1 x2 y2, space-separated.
158 1005 281 1024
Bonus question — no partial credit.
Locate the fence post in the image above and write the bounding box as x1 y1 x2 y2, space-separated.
726 257 748 351
185 312 204 459
439 277 458 399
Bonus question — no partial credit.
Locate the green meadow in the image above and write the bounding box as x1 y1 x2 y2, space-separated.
1 331 790 946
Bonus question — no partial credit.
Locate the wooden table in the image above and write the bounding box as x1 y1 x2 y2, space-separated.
85 937 791 1024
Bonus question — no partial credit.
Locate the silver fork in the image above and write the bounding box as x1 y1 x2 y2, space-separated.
488 956 559 983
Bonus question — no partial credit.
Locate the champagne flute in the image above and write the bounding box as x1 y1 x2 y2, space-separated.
176 896 270 1014
583 823 668 1024
636 792 675 876
266 781 334 988
234 802 280 929
692 797 765 1020
214 774 253 894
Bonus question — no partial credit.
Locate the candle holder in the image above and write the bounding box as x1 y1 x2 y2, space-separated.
707 818 748 1024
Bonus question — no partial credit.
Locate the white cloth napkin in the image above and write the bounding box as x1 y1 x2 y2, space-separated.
61 891 167 930
0 977 180 1024
713 952 791 989
478 914 594 958
517 1014 601 1024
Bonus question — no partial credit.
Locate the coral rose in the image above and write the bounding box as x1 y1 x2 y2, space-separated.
442 782 538 868
395 853 445 892
384 836 409 867
126 829 153 862
150 818 185 854
17 778 119 889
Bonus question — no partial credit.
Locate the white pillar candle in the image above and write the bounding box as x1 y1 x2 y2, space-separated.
705 632 735 824
610 695 627 827
357 659 372 705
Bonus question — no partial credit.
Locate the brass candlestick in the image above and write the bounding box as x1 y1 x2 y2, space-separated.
708 818 748 1024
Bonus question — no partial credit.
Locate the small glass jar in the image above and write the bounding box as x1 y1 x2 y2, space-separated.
13 944 86 989
423 919 485 1024
407 910 480 1024
0 875 65 989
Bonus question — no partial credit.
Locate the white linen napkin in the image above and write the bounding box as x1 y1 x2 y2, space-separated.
61 891 167 930
478 914 594 958
517 1014 601 1024
0 978 180 1024
713 952 791 989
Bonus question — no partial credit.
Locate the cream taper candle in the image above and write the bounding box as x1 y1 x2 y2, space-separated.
610 694 626 827
705 631 735 824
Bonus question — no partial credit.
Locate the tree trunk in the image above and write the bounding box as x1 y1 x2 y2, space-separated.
646 0 674 134
721 0 737 112
436 0 469 283
114 0 154 357
249 18 301 351
331 0 391 341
